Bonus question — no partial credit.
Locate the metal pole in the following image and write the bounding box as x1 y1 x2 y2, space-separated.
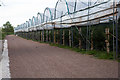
86 0 90 51
115 8 118 59
60 11 63 45
113 0 115 59
71 27 73 47
74 0 77 12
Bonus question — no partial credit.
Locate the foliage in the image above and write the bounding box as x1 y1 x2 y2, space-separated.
1 21 14 39
18 21 120 60
49 43 115 60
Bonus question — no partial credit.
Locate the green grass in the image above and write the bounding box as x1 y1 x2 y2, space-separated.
22 37 117 61
50 43 115 60
1 32 14 40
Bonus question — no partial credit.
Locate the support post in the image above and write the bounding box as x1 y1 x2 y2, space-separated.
91 30 93 50
46 30 48 42
43 30 44 42
32 31 34 40
39 31 40 42
49 30 51 42
105 28 110 53
57 30 59 44
54 30 56 44
31 31 32 40
69 29 71 47
40 31 42 41
63 30 65 45
41 31 42 42
79 28 82 49
71 27 74 47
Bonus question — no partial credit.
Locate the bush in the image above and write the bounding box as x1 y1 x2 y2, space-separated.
1 21 14 40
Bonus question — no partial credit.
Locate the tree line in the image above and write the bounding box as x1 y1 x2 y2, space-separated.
1 21 14 39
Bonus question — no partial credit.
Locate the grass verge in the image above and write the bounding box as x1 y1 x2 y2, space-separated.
49 43 115 60
1 32 14 40
22 37 118 61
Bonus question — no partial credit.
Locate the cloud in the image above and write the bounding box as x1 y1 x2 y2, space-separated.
0 0 57 27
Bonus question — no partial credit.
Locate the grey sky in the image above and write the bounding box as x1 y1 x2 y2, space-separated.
0 0 57 27
0 0 118 27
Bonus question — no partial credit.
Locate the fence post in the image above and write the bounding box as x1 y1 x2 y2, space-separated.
105 28 110 53
46 30 48 42
54 29 56 44
39 31 40 41
63 29 65 45
37 30 39 41
35 31 37 40
33 31 35 40
33 30 35 40
49 30 51 42
91 30 93 50
79 27 82 49
57 30 59 44
71 27 74 47
43 30 44 42
69 29 71 47
32 31 33 40
30 31 32 39
41 31 42 42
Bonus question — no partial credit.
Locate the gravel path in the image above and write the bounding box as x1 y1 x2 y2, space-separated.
6 35 118 78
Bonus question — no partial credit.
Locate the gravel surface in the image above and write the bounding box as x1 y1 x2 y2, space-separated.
6 35 118 78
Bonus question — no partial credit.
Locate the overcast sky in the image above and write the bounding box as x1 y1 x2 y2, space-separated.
0 0 58 27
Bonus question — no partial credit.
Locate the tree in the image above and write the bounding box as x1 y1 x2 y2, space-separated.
2 21 14 35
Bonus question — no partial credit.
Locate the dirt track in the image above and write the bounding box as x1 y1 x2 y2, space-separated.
6 35 118 78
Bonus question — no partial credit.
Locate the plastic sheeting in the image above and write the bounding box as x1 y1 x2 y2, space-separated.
43 8 54 22
14 0 120 32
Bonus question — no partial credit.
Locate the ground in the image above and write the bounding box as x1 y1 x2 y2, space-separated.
0 40 3 61
6 35 118 78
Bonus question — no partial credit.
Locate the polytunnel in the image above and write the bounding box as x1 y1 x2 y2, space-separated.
26 21 30 28
32 16 37 27
35 13 44 30
43 7 55 29
43 7 54 22
14 0 120 32
36 13 43 25
53 0 118 26
23 23 26 28
54 0 70 19
29 19 32 27
22 23 26 31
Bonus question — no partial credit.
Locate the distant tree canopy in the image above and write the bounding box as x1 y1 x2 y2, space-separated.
2 21 14 35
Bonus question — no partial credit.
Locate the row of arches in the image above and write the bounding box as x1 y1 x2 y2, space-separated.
15 0 111 31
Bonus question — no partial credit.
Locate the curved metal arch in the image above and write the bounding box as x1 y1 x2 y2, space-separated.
29 19 32 27
23 23 26 28
54 0 70 19
20 24 23 30
43 7 53 22
32 16 37 26
22 23 26 29
19 25 21 29
37 12 43 24
26 21 30 28
21 24 23 29
18 25 20 29
17 27 19 30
